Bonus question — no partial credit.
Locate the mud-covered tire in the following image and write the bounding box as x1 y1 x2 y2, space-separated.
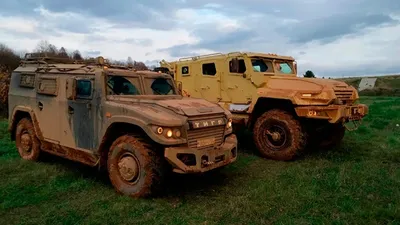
15 117 41 161
107 134 166 198
253 109 306 161
316 124 346 149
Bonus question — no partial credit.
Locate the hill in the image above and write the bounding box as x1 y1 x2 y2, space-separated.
335 74 400 96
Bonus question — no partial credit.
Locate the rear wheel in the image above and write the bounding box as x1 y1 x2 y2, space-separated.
15 118 41 161
107 134 166 198
253 109 306 161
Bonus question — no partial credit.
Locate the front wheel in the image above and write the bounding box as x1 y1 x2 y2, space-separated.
15 118 41 161
253 109 306 161
107 134 166 198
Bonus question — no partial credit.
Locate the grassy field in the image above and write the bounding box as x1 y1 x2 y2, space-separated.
0 96 399 225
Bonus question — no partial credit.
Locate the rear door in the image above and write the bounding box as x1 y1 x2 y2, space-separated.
197 60 221 103
34 74 60 143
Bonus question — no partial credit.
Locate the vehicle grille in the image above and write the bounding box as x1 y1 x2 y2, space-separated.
334 87 353 103
187 125 225 151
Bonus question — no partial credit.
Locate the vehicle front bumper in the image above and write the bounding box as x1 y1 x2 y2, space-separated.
164 133 237 174
295 103 369 123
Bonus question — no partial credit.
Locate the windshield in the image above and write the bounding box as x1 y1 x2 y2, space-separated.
106 75 177 96
145 77 177 95
250 58 294 74
107 75 141 95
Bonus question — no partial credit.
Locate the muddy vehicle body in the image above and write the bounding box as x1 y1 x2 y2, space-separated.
158 52 369 160
8 53 237 197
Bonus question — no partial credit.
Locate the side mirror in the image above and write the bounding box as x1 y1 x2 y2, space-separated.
294 62 298 74
231 58 239 73
66 78 77 100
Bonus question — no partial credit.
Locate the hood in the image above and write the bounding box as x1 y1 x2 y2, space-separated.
154 97 226 117
267 76 351 92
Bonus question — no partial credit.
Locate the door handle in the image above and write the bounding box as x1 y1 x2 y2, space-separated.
68 106 74 114
38 102 43 110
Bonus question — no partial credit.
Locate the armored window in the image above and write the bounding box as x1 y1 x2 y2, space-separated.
19 74 35 88
107 76 141 95
36 77 58 96
76 80 92 98
202 63 216 76
146 77 176 95
229 59 246 73
181 66 189 76
251 59 274 73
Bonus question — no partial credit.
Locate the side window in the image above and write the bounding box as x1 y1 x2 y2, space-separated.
37 77 58 96
181 66 189 76
229 59 246 73
76 80 92 98
19 74 35 88
202 63 217 76
107 76 141 95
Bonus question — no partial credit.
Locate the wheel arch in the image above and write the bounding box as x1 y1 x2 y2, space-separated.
248 97 297 130
97 122 158 171
9 107 43 141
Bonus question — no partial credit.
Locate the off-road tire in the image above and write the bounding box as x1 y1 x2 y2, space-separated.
107 134 166 198
15 117 41 161
316 124 346 149
253 109 306 161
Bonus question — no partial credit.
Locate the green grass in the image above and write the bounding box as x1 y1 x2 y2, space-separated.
1 97 400 225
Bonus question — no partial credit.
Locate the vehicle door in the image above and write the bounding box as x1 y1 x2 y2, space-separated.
61 76 97 151
174 64 195 97
34 74 61 143
197 60 221 102
223 57 254 104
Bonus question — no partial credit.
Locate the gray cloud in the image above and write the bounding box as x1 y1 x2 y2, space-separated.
1 0 400 76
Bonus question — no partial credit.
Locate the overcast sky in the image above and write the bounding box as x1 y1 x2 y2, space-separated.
1 0 400 77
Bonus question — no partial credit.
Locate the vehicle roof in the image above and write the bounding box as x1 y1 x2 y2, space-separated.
14 53 171 77
167 51 295 64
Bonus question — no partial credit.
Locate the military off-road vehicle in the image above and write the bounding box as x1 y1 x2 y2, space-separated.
8 53 237 198
157 52 369 161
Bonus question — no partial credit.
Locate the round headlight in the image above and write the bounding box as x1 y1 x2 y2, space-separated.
174 129 181 138
156 127 163 134
166 129 173 138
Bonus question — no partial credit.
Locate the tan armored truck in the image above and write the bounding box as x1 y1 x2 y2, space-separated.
8 53 237 198
157 52 369 161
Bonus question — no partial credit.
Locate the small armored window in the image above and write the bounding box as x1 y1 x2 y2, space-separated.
202 63 216 76
37 77 58 96
229 59 246 73
181 66 189 76
19 74 35 88
76 80 92 98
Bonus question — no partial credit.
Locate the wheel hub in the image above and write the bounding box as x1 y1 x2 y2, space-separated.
118 153 139 182
20 132 32 154
265 125 287 149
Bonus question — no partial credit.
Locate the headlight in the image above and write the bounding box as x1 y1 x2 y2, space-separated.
226 118 232 129
153 126 183 138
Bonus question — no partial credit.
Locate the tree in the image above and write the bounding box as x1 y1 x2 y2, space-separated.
133 61 148 70
303 70 315 78
34 40 58 56
127 57 134 67
72 50 83 60
0 43 21 70
58 47 69 58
